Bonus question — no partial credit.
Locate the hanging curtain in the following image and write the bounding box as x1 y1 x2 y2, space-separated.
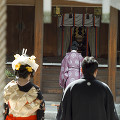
88 27 95 56
63 27 71 56
58 14 100 27
58 14 100 57
57 27 62 56
57 27 71 56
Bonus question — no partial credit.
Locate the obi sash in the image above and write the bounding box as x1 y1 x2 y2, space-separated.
6 114 37 120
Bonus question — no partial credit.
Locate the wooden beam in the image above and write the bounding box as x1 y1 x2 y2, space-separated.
7 0 101 7
7 0 35 6
52 0 101 7
108 7 118 100
34 0 43 88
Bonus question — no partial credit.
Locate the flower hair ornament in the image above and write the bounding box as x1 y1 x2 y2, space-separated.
12 48 39 72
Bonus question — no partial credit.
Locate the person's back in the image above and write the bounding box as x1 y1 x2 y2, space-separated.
4 49 45 120
59 41 83 89
64 51 83 87
67 78 117 120
57 56 119 120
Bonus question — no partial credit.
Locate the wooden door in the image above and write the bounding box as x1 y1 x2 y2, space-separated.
7 6 35 62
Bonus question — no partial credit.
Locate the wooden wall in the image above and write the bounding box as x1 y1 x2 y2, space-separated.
7 6 35 61
118 11 120 51
99 23 109 58
7 0 101 7
43 16 58 56
52 0 101 7
118 11 120 64
42 65 120 102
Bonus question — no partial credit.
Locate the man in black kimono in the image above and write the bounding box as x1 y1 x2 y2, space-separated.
57 56 119 120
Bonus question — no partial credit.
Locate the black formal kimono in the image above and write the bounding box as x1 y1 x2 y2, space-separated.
4 80 45 120
57 76 119 120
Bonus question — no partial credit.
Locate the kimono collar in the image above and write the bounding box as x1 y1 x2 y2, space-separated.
71 50 77 52
83 74 96 81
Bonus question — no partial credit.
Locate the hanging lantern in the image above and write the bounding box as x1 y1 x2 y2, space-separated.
43 0 52 23
102 0 110 23
56 7 61 15
94 7 102 17
53 7 61 17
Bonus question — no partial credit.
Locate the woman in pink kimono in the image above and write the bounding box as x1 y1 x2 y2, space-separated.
59 41 84 89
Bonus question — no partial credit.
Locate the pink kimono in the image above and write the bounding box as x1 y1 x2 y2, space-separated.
59 50 84 89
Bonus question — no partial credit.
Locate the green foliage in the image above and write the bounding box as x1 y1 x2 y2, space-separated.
5 69 15 78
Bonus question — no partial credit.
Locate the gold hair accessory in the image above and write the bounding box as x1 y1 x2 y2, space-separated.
15 63 21 70
26 66 33 72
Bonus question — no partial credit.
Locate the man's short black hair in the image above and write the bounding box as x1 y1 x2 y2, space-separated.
82 56 98 76
71 41 79 50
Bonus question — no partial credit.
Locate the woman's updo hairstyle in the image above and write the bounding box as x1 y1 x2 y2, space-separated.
12 49 39 78
15 64 34 79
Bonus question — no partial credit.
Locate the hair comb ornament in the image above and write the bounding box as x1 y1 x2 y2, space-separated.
22 48 27 56
12 48 39 72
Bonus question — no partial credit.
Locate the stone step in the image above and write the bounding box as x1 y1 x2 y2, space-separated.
43 75 59 81
44 101 60 120
42 87 62 94
44 101 120 120
42 83 60 88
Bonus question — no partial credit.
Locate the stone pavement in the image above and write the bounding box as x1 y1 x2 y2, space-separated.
115 104 120 119
45 101 120 120
45 101 60 120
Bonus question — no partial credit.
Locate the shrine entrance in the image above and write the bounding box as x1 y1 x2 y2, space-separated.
6 5 120 102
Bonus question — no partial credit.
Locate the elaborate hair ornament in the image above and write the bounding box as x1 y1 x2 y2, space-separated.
12 48 39 72
22 48 27 55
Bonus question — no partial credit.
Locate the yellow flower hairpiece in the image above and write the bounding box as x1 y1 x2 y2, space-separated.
15 63 21 70
26 66 33 72
29 55 36 63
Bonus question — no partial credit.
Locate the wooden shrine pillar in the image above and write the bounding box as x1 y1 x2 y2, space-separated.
108 7 118 100
34 0 43 88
